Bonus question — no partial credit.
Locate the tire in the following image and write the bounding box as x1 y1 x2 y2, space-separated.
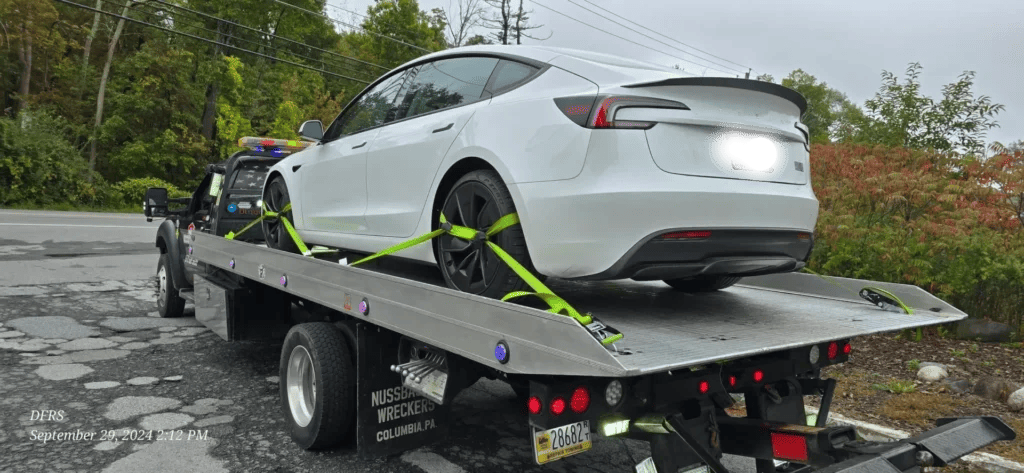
435 170 535 299
663 275 742 293
156 253 185 318
263 175 300 254
280 323 355 450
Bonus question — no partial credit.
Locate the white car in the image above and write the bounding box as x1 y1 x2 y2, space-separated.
263 45 819 298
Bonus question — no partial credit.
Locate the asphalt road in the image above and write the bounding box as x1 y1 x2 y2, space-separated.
0 209 759 473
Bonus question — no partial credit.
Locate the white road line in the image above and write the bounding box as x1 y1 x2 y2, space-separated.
0 223 155 229
0 210 138 219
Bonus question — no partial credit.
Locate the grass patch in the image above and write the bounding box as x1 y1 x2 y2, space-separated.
907 359 921 371
950 348 967 358
879 392 963 427
1002 342 1023 349
872 380 917 394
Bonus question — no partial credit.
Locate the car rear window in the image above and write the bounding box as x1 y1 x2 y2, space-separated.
489 60 539 93
231 162 273 191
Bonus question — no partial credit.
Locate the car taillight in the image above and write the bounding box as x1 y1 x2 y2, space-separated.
528 396 542 415
661 230 712 239
553 95 688 129
570 387 590 414
753 370 764 383
698 380 710 394
843 342 852 355
828 342 838 360
550 397 566 416
771 432 809 462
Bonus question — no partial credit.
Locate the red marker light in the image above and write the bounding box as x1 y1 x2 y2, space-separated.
661 230 712 239
527 396 542 415
699 380 710 394
771 432 809 462
729 376 737 388
828 342 839 360
550 397 566 416
570 387 590 414
843 342 852 355
753 370 765 383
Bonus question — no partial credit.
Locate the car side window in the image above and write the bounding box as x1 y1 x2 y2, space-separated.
395 57 499 120
323 71 408 141
488 60 539 93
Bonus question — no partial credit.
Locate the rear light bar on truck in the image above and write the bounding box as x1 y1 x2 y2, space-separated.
722 340 852 392
554 95 689 129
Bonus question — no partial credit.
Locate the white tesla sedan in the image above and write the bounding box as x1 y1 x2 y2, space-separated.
262 45 819 298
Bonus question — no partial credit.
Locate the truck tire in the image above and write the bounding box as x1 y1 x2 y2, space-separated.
663 276 741 293
435 170 535 299
156 254 185 318
263 175 300 254
280 322 355 450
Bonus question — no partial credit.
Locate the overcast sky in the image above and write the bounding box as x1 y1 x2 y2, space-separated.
329 0 1023 148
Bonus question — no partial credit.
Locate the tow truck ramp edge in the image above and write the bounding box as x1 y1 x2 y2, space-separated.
180 230 1012 473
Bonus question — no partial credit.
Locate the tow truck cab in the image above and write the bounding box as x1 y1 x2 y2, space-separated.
144 138 313 292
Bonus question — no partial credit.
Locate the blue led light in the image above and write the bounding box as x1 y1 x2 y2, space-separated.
271 148 283 157
494 341 509 364
227 203 238 213
254 145 264 152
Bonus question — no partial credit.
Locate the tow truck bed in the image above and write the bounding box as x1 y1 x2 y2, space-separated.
190 232 964 378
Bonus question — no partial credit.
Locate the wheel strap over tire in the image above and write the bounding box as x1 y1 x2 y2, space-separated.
227 206 624 347
347 212 624 347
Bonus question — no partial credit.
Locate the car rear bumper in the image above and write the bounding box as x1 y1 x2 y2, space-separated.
507 130 819 280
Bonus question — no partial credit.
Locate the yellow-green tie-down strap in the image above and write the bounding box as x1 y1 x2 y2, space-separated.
227 205 624 347
801 267 913 315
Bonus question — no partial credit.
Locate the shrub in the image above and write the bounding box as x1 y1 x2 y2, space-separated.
0 111 104 206
109 177 191 208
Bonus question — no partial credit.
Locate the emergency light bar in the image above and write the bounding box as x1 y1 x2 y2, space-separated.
237 136 315 156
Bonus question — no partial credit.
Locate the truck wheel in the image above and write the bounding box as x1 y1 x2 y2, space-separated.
663 276 741 293
280 322 355 450
435 170 534 299
156 254 185 318
263 175 300 254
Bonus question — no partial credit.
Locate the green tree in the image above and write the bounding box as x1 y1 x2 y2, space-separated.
849 63 1004 156
345 0 445 68
779 69 854 145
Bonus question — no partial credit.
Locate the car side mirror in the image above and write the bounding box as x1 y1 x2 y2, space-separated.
144 187 169 221
298 120 324 142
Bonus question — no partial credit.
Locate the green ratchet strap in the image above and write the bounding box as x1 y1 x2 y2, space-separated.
226 202 624 346
347 212 623 347
225 202 313 257
801 267 913 315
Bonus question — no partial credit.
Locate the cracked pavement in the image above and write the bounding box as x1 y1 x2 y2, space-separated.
0 209 763 473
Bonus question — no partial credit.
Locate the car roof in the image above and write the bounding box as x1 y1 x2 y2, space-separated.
396 45 686 77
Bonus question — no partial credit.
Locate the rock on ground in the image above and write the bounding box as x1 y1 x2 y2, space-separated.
57 338 117 351
974 376 1022 403
917 365 948 382
1007 387 1024 412
139 413 194 431
127 377 160 386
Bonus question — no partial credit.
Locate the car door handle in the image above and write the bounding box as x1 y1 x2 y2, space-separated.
352 141 367 149
432 123 454 133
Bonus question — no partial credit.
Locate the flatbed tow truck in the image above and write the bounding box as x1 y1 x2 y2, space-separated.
143 138 1014 473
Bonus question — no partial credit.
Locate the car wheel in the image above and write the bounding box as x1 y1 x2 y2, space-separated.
663 276 741 292
263 175 300 254
435 170 534 299
280 323 355 450
156 253 185 318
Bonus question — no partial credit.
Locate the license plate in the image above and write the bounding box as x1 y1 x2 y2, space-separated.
533 420 591 464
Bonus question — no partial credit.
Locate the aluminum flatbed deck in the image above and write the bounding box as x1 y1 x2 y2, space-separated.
190 232 965 378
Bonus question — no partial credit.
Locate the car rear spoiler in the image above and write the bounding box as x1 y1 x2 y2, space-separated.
623 77 808 116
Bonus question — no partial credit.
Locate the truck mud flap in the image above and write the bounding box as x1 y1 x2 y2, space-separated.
356 324 451 458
